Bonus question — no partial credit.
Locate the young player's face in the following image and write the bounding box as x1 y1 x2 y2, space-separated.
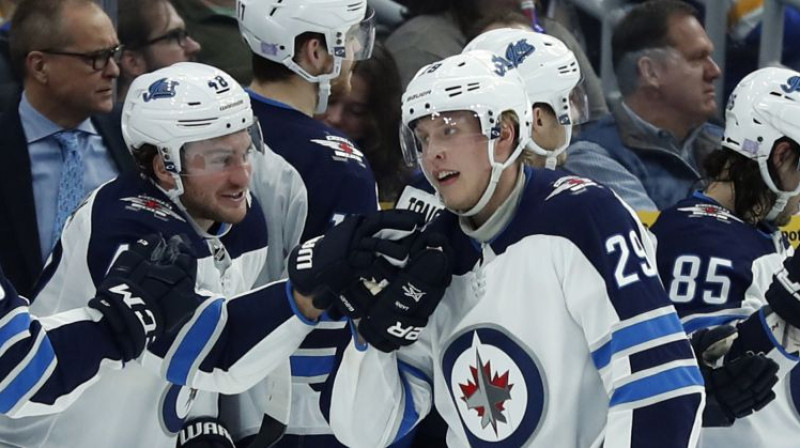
180 130 253 229
414 111 493 212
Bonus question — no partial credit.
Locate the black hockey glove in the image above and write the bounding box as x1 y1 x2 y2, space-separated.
354 231 453 352
90 234 199 362
765 254 800 329
288 210 425 308
691 325 779 427
176 418 235 448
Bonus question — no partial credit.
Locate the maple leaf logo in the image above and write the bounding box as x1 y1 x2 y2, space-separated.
458 349 513 435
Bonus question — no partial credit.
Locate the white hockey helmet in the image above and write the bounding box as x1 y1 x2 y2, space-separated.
464 28 586 169
400 50 533 217
237 0 376 114
122 62 263 199
723 66 800 221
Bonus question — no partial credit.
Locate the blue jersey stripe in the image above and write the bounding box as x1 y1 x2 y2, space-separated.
0 334 56 413
166 298 224 385
610 365 703 406
592 313 685 370
0 312 30 353
393 363 422 443
290 355 335 377
682 314 743 334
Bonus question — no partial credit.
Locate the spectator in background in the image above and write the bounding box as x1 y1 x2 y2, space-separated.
116 0 201 101
386 0 608 122
171 0 252 84
565 0 722 211
317 42 411 206
0 0 134 296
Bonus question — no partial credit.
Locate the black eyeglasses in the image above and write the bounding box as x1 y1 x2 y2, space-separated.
40 45 123 71
141 28 191 48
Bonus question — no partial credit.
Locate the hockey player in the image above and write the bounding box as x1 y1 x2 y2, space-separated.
650 67 800 447
0 235 198 418
0 62 416 447
323 50 706 448
397 29 587 223
463 27 589 170
235 1 385 445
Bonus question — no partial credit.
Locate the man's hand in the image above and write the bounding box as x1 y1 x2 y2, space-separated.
90 234 199 361
288 210 425 313
332 230 453 352
691 325 779 427
766 254 800 329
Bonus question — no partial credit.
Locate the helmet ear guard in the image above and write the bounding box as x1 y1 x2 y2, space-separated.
722 67 800 221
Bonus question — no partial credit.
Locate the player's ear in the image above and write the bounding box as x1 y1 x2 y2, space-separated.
494 115 517 162
297 36 328 74
152 155 176 190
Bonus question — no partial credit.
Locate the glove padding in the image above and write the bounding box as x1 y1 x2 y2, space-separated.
347 231 453 352
288 210 425 305
691 326 779 427
176 418 235 448
90 234 199 362
765 254 800 328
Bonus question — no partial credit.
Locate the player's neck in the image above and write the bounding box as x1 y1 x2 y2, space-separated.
249 77 317 117
704 181 736 213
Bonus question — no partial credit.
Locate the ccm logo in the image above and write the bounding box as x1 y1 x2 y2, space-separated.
295 236 322 270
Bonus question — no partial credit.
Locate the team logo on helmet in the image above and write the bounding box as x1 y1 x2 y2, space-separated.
143 78 180 102
504 39 535 68
442 325 546 447
491 55 515 77
781 76 800 94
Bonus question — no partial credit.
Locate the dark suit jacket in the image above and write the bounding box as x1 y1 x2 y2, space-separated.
0 89 136 297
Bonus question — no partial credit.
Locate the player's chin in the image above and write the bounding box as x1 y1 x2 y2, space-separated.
216 205 248 225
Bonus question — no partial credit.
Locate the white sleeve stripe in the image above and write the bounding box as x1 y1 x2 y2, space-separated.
612 359 699 389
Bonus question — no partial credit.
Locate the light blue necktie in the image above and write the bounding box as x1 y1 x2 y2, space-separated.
51 130 85 247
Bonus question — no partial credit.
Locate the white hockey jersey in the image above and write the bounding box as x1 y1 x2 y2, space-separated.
651 192 800 448
326 167 705 448
0 169 314 448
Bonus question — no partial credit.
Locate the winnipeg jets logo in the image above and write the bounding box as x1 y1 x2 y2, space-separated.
679 203 742 224
143 78 179 102
781 75 800 94
443 326 546 446
504 39 535 68
311 136 365 165
402 282 426 302
122 195 186 222
460 349 513 434
545 176 600 201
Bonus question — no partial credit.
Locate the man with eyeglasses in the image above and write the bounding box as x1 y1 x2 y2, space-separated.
117 0 202 101
0 0 134 297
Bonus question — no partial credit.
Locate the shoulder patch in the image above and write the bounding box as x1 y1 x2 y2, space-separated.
121 195 185 222
310 135 365 165
544 175 603 201
677 203 742 224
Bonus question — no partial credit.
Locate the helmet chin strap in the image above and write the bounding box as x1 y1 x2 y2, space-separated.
525 124 572 170
315 78 332 114
765 194 789 223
